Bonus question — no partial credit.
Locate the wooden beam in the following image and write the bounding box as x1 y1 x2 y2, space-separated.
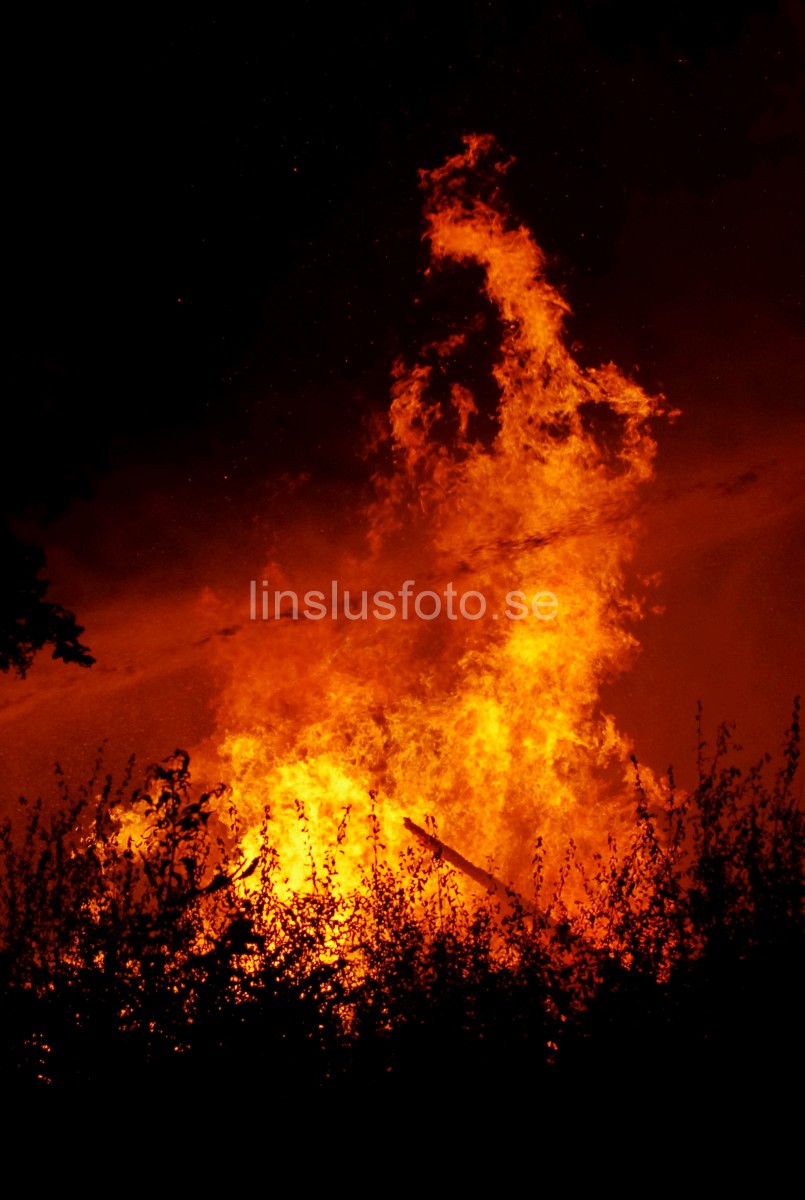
403 816 513 900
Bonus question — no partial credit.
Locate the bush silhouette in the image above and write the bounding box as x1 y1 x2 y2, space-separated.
0 702 801 1106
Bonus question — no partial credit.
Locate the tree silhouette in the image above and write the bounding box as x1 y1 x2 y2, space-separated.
0 523 94 678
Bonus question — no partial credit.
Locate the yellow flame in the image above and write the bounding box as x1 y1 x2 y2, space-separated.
212 135 669 896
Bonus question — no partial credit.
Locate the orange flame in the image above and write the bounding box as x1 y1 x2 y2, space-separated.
209 135 670 896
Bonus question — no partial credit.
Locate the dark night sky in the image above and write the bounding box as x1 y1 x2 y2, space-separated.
3 1 804 799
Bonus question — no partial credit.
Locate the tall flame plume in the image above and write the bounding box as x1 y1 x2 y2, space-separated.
210 135 669 895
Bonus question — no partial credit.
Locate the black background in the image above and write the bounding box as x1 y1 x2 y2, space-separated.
7 1 802 520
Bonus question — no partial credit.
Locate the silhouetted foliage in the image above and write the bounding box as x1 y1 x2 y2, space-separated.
0 524 94 677
0 702 801 1108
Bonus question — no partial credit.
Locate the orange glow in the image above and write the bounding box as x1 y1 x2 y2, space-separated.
207 136 671 898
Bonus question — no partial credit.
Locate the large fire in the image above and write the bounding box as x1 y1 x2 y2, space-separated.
205 135 670 896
